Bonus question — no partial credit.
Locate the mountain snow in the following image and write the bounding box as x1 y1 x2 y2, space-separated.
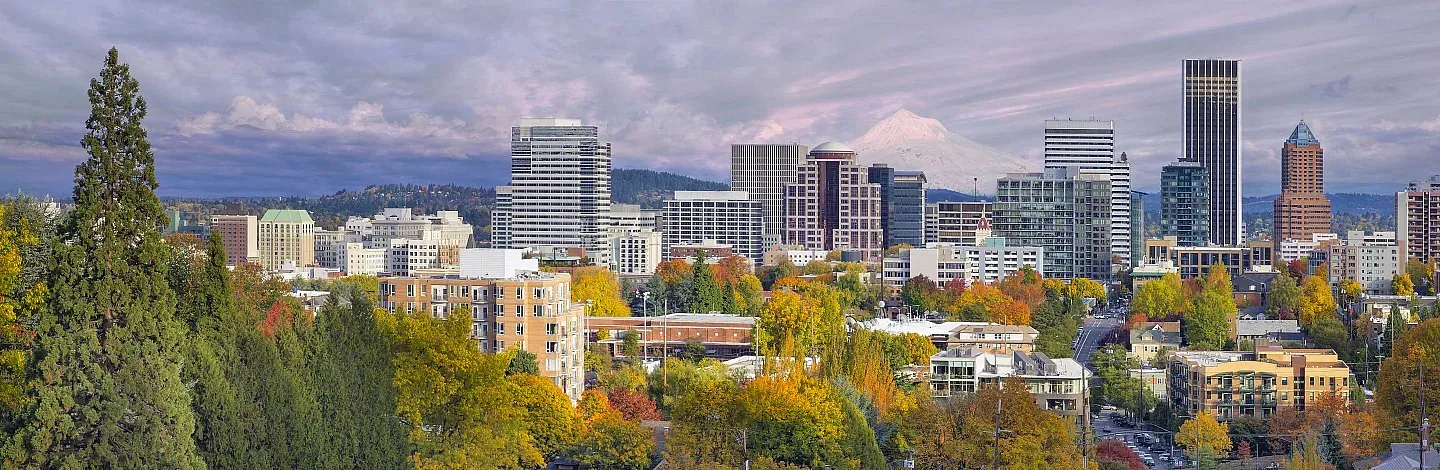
849 108 1034 194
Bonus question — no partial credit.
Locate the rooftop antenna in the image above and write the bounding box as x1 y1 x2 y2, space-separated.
973 177 979 196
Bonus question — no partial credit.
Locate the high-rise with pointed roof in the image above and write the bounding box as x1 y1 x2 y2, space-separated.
1273 120 1331 241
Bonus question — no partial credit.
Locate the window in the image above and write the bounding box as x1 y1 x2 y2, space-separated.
546 341 559 353
516 323 525 335
515 287 523 299
533 305 543 316
547 323 559 335
407 284 415 296
516 304 524 316
496 323 505 335
495 340 503 350
534 288 543 299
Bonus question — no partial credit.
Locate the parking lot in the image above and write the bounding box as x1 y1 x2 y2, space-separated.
1093 410 1183 469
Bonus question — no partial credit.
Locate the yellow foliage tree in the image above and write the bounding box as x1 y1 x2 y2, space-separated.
0 201 47 413
1298 268 1337 327
1177 412 1233 457
1071 277 1108 304
1133 272 1189 319
572 266 632 317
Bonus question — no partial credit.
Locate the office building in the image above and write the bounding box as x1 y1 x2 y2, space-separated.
1183 58 1243 245
1329 231 1401 294
783 142 884 261
1131 191 1146 263
731 143 807 246
209 215 258 266
1277 233 1339 262
1274 121 1332 241
929 348 1089 421
609 204 660 233
1144 237 1274 278
761 245 830 267
1168 348 1350 421
864 319 1039 354
491 186 512 248
378 268 585 400
881 243 1043 287
1044 119 1132 268
257 209 316 270
993 168 1112 280
924 203 939 245
611 230 663 276
1397 175 1440 264
661 191 764 263
869 164 928 248
1161 162 1210 246
933 201 995 246
492 119 613 266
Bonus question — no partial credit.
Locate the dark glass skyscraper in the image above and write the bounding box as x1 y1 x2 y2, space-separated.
1183 59 1242 245
1161 162 1210 247
869 164 927 248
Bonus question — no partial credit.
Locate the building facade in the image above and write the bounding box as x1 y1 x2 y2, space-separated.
585 313 756 360
1397 175 1440 264
1130 321 1182 364
869 164 928 248
1161 162 1210 247
933 201 994 246
378 271 585 400
257 209 316 270
1043 119 1132 268
993 168 1112 280
930 348 1089 421
1183 58 1243 246
1131 191 1146 266
493 119 613 267
209 215 258 266
1329 231 1401 294
1169 348 1350 421
731 143 807 247
1274 121 1332 241
783 142 884 261
661 190 764 263
881 243 1044 287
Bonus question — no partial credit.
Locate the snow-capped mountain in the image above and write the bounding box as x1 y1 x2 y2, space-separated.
849 108 1033 194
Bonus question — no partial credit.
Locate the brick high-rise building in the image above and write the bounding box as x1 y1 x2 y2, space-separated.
783 142 884 260
1273 121 1331 241
209 215 258 266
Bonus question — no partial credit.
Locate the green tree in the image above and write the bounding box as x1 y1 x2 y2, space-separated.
1307 316 1350 359
0 197 52 423
1133 272 1188 319
507 348 540 376
309 286 409 468
622 329 642 359
1269 273 1304 320
900 275 941 313
1185 265 1236 350
178 234 253 468
689 253 724 314
7 48 205 468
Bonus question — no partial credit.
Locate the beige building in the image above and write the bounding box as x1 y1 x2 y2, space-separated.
1169 347 1351 421
863 319 1038 354
258 210 315 270
378 271 585 400
209 215 258 265
1130 321 1182 363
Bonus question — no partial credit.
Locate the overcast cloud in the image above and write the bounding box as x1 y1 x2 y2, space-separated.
1 0 1438 197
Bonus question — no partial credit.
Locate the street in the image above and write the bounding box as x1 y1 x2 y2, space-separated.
1074 311 1120 363
1078 303 1181 469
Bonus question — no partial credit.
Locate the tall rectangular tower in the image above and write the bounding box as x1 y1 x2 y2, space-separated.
1161 162 1210 247
783 142 884 261
1183 59 1242 245
731 143 807 247
499 119 613 266
993 168 1112 281
1044 119 1130 268
1398 175 1440 264
1273 121 1331 241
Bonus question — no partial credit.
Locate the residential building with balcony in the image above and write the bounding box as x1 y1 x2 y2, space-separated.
880 242 1043 288
1168 347 1351 421
929 348 1090 422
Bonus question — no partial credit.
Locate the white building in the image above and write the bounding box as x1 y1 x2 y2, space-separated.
368 208 473 251
662 191 764 263
731 144 807 247
338 242 387 276
1044 119 1131 269
492 119 613 267
1277 232 1339 262
314 229 346 269
882 243 1044 287
258 209 316 271
383 238 443 277
458 248 540 279
611 229 663 276
610 204 660 232
761 244 830 267
932 201 994 246
1329 230 1401 294
929 347 1090 420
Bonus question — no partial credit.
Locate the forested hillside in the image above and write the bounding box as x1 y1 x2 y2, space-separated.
611 168 728 208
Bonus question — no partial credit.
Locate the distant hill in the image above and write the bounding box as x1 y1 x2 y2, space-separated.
1241 193 1394 215
611 168 728 208
1139 192 1395 237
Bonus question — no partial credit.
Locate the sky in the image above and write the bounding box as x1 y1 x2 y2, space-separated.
2 1 1438 197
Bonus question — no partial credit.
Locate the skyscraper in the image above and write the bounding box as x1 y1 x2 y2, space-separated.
494 118 613 266
869 164 928 249
1161 162 1210 247
1273 120 1331 241
1044 119 1131 268
731 143 807 247
257 209 316 270
993 167 1112 281
1398 175 1440 264
1183 59 1242 245
1130 191 1146 263
661 191 765 263
783 142 884 260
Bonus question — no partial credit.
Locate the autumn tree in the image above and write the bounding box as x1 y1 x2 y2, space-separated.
997 267 1045 307
1269 273 1303 320
1393 273 1415 296
607 389 662 422
1133 272 1189 319
1298 268 1338 327
0 197 51 422
1096 439 1146 470
573 266 632 317
1071 277 1109 305
1177 412 1233 458
1338 279 1363 306
1185 265 1236 350
1376 318 1440 443
567 391 656 469
900 275 942 313
7 48 205 468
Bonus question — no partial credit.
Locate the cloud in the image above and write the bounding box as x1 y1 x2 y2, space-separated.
2 0 1440 197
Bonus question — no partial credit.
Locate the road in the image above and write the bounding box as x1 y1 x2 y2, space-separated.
1078 304 1183 468
1074 311 1121 363
1093 411 1178 469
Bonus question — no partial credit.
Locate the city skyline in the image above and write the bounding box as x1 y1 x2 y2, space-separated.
2 2 1439 197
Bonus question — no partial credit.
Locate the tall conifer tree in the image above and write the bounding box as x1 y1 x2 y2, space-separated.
7 47 204 468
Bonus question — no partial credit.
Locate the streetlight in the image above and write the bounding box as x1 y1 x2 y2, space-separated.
641 291 650 317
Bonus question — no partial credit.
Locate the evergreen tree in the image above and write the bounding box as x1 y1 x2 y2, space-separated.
180 234 252 468
7 47 205 468
308 286 409 468
688 253 723 314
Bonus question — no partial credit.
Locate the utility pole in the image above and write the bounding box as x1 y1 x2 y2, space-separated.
992 390 1002 470
1422 356 1429 470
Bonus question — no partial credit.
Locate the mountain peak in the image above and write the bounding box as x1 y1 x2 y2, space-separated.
856 108 950 145
849 108 1033 193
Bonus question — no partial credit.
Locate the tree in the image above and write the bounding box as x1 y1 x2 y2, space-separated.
1392 273 1415 296
508 373 580 458
1269 273 1303 320
900 275 942 313
997 267 1045 307
689 253 724 314
621 329 642 359
1376 318 1440 441
733 273 764 317
1406 258 1434 295
606 389 662 422
573 266 632 317
507 348 539 375
1177 412 1233 458
802 259 832 276
1133 272 1189 319
310 286 410 468
1288 258 1310 279
568 406 656 469
0 197 51 421
1072 277 1109 305
1338 279 1363 306
1281 434 1334 470
385 306 544 468
1096 439 1146 470
1186 265 1237 350
7 48 206 468
1299 269 1338 327
682 337 706 362
1307 316 1349 358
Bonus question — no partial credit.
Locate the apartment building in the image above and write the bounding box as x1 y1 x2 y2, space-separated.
611 229 662 276
932 201 994 246
994 167 1112 280
209 215 258 265
1043 119 1132 268
881 242 1043 288
1329 231 1401 294
258 209 316 271
378 267 585 400
930 348 1090 421
1277 233 1339 262
1168 348 1351 421
1144 236 1274 278
661 191 764 263
783 142 884 261
1161 161 1211 247
1398 175 1440 264
863 319 1038 354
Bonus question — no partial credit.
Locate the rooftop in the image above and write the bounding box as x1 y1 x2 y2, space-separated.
1236 320 1300 337
260 209 314 223
1286 120 1319 146
810 141 854 153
